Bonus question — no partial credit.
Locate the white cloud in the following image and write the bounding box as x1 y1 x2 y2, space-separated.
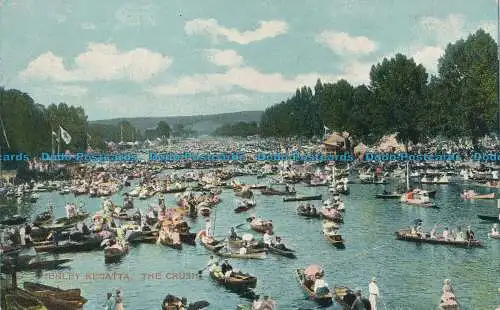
419 14 466 44
148 67 339 96
221 93 251 102
478 21 496 37
115 3 156 27
81 22 96 30
205 49 244 67
316 31 377 56
411 46 444 72
185 19 288 44
53 85 88 96
19 43 172 83
336 62 372 84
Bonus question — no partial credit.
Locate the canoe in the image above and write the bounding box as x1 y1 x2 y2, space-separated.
5 288 47 310
375 193 401 199
35 239 102 254
477 215 500 223
104 245 129 263
234 204 256 213
215 250 266 259
295 268 333 306
395 230 483 248
260 188 296 196
23 282 81 299
209 270 257 290
283 195 322 202
267 244 296 258
1 258 72 273
55 212 89 225
1 215 27 226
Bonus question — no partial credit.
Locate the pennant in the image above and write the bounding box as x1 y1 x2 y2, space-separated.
52 131 57 137
60 126 72 144
324 125 330 131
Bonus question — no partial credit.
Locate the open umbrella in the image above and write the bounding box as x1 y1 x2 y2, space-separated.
242 233 254 241
304 264 322 277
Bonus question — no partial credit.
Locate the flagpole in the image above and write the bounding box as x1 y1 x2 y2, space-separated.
58 127 61 153
51 128 54 154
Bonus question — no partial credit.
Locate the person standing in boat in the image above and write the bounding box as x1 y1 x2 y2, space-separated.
115 289 124 310
442 279 454 293
430 224 438 239
104 292 115 310
205 218 213 237
368 277 379 310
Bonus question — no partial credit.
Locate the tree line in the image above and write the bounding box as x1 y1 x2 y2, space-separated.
259 29 498 146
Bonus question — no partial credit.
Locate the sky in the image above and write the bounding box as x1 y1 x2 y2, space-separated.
0 0 497 120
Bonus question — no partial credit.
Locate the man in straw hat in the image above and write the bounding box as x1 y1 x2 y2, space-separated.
369 277 379 310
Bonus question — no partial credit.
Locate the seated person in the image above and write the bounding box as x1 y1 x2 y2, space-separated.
274 237 286 250
313 273 329 295
221 259 233 277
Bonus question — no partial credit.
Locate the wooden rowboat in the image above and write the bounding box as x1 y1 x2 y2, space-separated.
295 268 332 306
395 229 483 248
283 195 322 202
215 250 266 259
23 282 81 299
5 288 47 310
267 244 296 258
104 245 129 263
209 270 257 291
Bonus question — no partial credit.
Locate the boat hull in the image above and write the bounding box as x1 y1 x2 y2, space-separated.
395 230 483 248
209 271 257 291
295 269 332 306
283 195 322 202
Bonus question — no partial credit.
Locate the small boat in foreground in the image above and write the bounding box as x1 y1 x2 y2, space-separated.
295 268 332 306
4 288 47 310
283 195 322 202
395 229 483 248
323 221 345 248
23 282 88 309
23 282 81 298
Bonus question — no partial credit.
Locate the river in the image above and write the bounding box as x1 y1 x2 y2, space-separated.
3 175 500 310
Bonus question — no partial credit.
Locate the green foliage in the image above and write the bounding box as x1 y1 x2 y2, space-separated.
213 121 259 137
156 121 171 138
259 28 498 147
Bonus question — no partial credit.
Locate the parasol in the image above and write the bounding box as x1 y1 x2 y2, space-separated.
304 264 322 276
242 233 254 241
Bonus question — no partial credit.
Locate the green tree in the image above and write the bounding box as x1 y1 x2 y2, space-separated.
435 29 498 145
156 121 171 139
370 54 428 147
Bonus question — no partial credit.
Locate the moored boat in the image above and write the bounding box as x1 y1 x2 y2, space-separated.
55 212 89 225
234 200 256 213
216 249 266 259
395 229 483 248
23 282 87 309
23 282 81 299
1 215 27 226
1 258 72 273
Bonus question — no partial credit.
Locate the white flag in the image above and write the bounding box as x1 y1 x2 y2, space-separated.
324 125 330 131
52 131 57 137
60 126 72 144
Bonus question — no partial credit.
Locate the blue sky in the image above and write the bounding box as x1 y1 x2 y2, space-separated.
0 0 497 120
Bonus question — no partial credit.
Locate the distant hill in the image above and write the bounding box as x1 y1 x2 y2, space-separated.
90 111 263 135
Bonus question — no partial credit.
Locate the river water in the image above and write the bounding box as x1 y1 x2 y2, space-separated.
3 175 500 310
